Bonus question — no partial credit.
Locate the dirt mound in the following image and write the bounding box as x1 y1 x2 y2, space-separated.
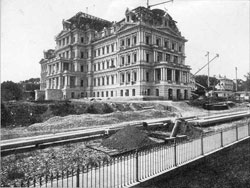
178 121 203 139
102 126 156 151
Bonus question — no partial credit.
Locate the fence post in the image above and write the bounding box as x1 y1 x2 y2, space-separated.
201 133 204 155
248 122 250 136
236 124 238 141
174 139 177 166
136 150 139 182
220 131 223 147
76 166 80 188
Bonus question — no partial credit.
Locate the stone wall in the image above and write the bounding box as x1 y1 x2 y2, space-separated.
45 89 63 100
35 90 45 101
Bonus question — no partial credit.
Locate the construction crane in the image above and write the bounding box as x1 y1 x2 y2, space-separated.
147 0 173 9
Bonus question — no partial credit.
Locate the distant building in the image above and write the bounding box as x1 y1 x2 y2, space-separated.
215 76 234 91
36 6 193 100
235 91 250 101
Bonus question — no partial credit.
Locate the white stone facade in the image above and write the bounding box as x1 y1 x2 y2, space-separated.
37 7 192 100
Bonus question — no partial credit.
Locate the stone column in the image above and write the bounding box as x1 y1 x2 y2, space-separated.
164 68 168 80
172 69 175 81
138 68 141 81
65 76 68 87
161 68 163 80
153 69 156 81
163 68 166 81
179 71 182 83
46 79 49 89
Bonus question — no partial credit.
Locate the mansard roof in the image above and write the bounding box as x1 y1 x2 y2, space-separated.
63 12 112 32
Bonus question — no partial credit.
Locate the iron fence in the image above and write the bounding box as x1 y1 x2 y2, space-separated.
8 123 250 188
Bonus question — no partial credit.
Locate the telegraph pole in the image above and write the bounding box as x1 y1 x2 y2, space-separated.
205 52 210 88
235 67 238 92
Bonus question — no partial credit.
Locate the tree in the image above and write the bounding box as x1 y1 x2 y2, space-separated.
20 78 40 91
233 79 245 91
194 75 219 91
243 72 250 91
1 81 23 101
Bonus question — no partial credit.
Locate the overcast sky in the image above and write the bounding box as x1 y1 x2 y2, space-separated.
1 0 249 82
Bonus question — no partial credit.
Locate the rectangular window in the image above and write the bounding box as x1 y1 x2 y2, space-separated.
134 53 137 63
127 38 130 46
132 89 135 96
146 36 150 45
81 37 84 43
127 55 131 64
107 76 109 85
111 91 113 97
157 52 162 62
125 89 129 96
98 49 101 56
121 56 125 65
102 62 105 70
121 40 125 46
102 92 104 97
106 46 109 54
81 65 84 72
81 80 84 87
121 74 125 83
179 45 182 52
98 63 100 71
111 44 114 52
172 42 175 50
97 92 99 97
156 38 161 46
102 47 105 55
174 56 178 63
107 60 110 69
164 40 169 48
98 78 100 86
120 90 123 96
106 91 108 97
133 36 137 44
146 53 150 62
111 76 114 84
102 77 105 85
81 52 84 59
111 59 114 67
94 64 96 71
133 72 137 81
166 54 170 62
127 73 131 82
146 72 149 82
94 78 96 86
167 69 172 81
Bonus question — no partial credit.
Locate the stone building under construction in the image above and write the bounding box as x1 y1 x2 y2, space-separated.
36 6 192 100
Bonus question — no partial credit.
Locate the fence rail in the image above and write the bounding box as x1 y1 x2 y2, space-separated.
8 123 250 188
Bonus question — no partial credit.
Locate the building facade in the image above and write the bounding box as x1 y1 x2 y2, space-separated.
215 76 234 91
36 7 192 100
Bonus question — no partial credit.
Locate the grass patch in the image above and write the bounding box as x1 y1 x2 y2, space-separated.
146 139 250 188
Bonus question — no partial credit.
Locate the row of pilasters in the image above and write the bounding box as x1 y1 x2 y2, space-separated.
47 76 76 89
150 68 189 82
118 69 139 84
